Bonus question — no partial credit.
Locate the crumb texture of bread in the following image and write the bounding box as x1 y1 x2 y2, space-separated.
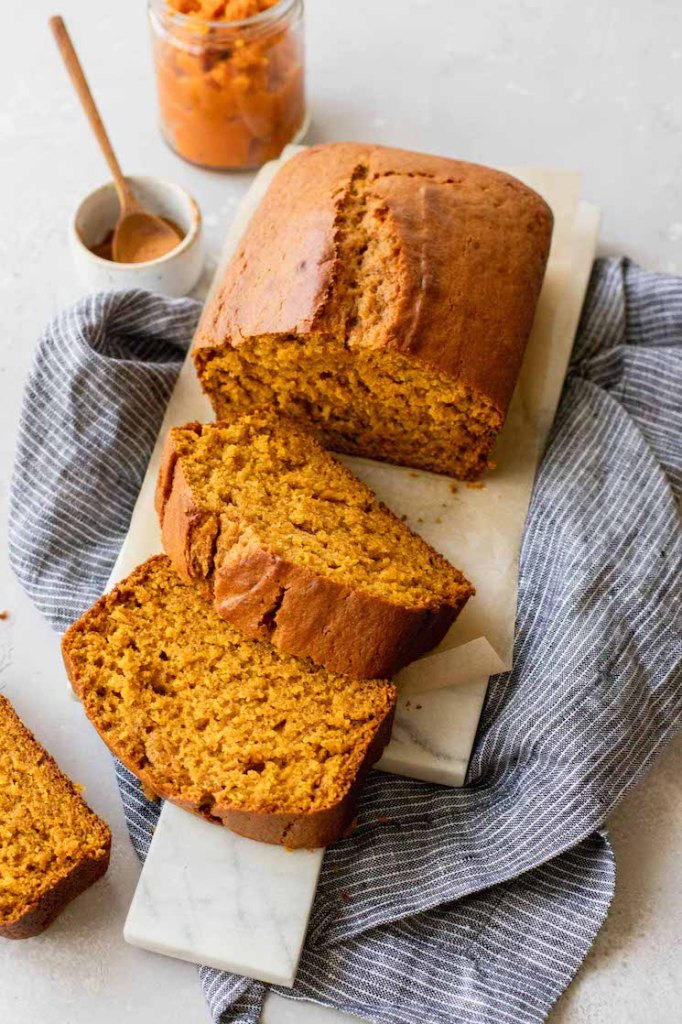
194 142 554 479
62 556 396 848
0 697 111 939
156 413 473 677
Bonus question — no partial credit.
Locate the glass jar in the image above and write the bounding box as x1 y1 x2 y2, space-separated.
148 0 307 170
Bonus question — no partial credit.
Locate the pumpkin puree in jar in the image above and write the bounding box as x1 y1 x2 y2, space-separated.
153 0 305 169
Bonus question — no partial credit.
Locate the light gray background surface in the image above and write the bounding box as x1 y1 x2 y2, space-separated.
1 2 680 1022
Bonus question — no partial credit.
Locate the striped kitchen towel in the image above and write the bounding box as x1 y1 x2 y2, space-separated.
9 258 682 1024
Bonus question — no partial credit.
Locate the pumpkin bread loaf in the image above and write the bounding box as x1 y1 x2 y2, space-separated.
156 413 473 679
0 696 111 939
194 142 553 480
62 556 396 849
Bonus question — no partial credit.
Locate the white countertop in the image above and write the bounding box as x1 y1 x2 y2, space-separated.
0 1 680 1022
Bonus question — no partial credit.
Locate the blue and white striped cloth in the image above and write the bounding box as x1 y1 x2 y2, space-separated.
9 258 682 1024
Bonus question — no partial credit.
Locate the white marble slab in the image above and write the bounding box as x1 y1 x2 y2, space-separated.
378 674 491 786
111 157 600 985
120 205 593 983
124 806 322 986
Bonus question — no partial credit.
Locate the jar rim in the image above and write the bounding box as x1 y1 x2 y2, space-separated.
148 0 300 34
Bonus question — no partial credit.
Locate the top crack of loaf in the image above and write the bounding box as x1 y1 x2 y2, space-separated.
194 143 554 480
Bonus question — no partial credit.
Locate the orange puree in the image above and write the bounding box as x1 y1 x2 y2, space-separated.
150 0 305 169
168 1 280 18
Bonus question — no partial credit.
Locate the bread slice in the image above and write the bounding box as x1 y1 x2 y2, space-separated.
194 143 553 480
155 413 474 680
0 696 111 939
62 556 396 849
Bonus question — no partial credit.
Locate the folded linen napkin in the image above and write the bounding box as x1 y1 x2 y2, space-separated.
9 258 682 1024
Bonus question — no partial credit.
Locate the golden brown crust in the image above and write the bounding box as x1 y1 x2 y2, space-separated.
156 426 470 679
0 849 110 940
194 141 554 417
155 428 217 587
211 546 464 680
62 556 397 850
0 697 111 939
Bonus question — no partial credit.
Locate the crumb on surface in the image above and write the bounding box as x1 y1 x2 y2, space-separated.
342 816 359 839
465 481 485 489
0 611 9 621
449 483 458 494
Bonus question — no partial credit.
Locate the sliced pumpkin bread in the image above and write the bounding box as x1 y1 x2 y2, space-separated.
0 696 111 939
156 413 474 679
62 556 396 849
193 144 553 480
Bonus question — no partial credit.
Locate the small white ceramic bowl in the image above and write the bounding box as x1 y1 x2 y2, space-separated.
71 175 204 297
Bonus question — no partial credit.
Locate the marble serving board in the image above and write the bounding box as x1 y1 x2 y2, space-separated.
110 150 600 987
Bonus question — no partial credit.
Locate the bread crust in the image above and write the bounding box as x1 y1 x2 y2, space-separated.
0 848 110 940
194 141 554 419
0 697 111 939
62 556 397 850
155 426 471 679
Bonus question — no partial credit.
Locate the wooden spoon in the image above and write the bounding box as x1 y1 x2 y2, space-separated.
49 16 182 264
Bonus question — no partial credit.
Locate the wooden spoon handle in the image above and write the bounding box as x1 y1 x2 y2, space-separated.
49 15 138 215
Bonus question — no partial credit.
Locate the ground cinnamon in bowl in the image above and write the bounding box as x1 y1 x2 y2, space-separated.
89 217 185 262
